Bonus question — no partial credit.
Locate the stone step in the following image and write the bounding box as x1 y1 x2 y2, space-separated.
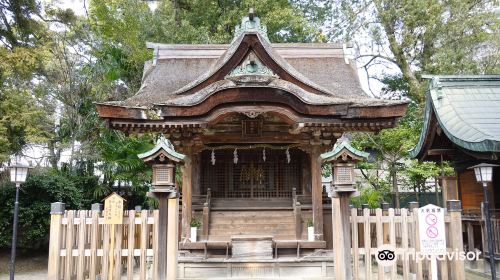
205 235 298 241
209 223 295 230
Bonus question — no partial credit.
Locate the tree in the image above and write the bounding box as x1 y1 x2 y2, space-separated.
332 0 499 102
403 160 454 205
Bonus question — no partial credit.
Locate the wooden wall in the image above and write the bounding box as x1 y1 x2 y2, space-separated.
459 170 485 209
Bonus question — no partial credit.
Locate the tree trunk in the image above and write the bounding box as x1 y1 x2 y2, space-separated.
391 166 400 208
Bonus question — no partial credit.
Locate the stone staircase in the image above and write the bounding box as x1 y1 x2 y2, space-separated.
207 210 298 241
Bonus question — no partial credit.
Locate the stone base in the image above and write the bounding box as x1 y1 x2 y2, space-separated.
231 235 274 260
178 260 334 279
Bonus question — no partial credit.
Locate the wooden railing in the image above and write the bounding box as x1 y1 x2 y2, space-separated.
48 208 158 280
481 218 500 258
210 188 293 198
350 206 465 280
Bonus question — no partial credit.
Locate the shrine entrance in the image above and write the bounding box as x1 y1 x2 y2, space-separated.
201 148 305 199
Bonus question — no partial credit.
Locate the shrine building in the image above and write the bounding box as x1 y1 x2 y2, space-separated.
96 12 407 260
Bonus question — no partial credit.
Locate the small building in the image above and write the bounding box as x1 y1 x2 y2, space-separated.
410 75 500 259
97 12 407 262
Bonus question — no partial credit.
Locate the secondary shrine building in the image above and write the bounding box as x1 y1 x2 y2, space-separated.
97 14 407 254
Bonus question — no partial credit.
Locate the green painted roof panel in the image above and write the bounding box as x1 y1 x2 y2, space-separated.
410 75 500 157
137 136 186 162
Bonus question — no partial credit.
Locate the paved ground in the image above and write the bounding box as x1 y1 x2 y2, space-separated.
0 250 495 279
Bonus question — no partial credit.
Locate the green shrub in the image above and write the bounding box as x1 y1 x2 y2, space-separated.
0 171 88 249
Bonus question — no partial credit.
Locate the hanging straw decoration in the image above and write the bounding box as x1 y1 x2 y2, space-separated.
286 147 291 164
262 148 266 162
211 149 216 165
233 148 238 164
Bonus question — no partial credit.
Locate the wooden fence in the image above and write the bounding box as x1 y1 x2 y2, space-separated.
350 206 465 280
48 208 158 280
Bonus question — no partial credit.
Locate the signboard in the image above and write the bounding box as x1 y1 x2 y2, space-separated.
418 204 446 255
103 193 124 225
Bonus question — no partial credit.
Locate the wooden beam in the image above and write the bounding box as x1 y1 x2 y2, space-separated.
427 149 456 156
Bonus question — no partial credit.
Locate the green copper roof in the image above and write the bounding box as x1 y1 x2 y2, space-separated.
410 75 500 158
321 138 369 162
138 135 186 163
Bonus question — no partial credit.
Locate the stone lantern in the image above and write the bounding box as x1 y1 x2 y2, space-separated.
321 138 369 196
138 135 185 280
321 138 368 280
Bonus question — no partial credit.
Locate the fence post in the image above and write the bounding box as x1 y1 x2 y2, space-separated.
48 202 65 280
408 202 419 275
381 202 390 244
447 200 465 280
167 196 179 280
332 193 353 280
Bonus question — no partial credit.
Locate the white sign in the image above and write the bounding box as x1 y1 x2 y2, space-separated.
418 204 446 255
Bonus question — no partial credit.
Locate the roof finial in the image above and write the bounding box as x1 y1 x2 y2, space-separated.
248 8 255 21
233 8 269 42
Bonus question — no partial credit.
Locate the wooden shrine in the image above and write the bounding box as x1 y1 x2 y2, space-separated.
410 75 500 267
97 11 407 255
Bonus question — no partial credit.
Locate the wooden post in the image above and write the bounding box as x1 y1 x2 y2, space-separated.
466 222 478 269
295 202 302 239
202 203 210 240
381 202 390 244
332 193 353 280
447 200 465 280
154 193 170 279
182 155 193 240
408 202 419 275
310 146 324 240
48 202 65 280
441 177 458 205
167 197 179 280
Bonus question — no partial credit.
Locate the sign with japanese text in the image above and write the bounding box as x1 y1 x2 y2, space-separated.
418 204 446 255
103 193 124 225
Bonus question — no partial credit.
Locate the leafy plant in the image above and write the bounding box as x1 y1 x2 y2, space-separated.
306 218 313 228
190 217 202 228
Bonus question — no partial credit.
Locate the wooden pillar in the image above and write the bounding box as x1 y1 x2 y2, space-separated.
167 197 179 280
332 194 353 280
155 193 170 279
310 146 324 240
181 155 193 240
48 202 65 280
441 176 459 205
447 200 465 280
192 152 201 195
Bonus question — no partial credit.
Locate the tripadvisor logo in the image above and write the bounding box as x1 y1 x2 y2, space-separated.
376 245 396 267
375 245 481 267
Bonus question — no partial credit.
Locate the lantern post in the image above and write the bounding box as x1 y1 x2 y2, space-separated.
8 163 31 280
138 136 185 280
469 163 498 280
321 138 368 280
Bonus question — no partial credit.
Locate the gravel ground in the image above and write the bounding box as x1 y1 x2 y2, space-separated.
0 249 47 280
